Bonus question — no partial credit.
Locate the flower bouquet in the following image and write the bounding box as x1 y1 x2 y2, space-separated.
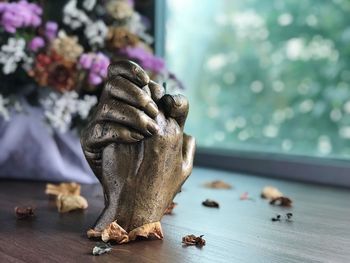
0 0 180 182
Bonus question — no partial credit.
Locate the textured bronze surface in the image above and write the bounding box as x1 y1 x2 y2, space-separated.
81 60 195 233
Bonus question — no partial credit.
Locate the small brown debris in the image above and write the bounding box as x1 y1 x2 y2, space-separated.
128 222 164 241
45 182 81 196
15 206 35 219
164 202 177 215
56 194 88 213
87 228 102 238
202 199 219 208
271 214 281 222
286 212 293 221
101 221 129 244
203 180 232 189
261 186 283 200
182 234 206 247
270 196 292 207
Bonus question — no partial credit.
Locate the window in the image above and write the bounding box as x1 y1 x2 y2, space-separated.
164 0 350 161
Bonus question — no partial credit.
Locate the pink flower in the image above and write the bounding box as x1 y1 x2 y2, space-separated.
45 21 58 41
28 36 45 52
0 1 42 33
79 52 110 86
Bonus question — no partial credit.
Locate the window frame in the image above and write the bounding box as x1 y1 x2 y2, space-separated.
152 0 350 188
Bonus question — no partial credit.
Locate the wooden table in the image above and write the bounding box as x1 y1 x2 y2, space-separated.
1 167 349 263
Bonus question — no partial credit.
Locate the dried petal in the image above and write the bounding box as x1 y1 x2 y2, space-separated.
92 242 112 256
270 196 292 207
128 222 164 241
45 182 81 196
164 202 177 215
56 194 88 213
101 221 129 244
261 186 283 200
182 234 206 247
87 228 102 238
239 192 254 201
15 206 35 219
203 180 232 189
202 199 219 208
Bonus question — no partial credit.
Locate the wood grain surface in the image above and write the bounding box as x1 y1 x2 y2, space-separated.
0 167 349 263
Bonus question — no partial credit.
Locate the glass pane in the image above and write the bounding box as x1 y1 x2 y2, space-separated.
165 0 350 159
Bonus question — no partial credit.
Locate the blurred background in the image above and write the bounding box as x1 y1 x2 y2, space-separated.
1 0 350 186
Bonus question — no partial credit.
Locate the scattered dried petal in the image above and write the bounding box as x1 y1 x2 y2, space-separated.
56 194 88 213
182 234 206 247
15 206 35 219
101 221 129 244
45 182 81 196
203 180 232 189
202 199 219 208
261 186 283 200
271 214 281 222
128 222 164 241
164 202 177 215
87 228 102 238
239 192 254 201
92 242 112 256
270 196 292 207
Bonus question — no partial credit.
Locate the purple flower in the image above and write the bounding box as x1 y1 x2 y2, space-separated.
28 36 45 52
45 21 58 41
79 52 110 86
0 0 42 33
121 46 165 74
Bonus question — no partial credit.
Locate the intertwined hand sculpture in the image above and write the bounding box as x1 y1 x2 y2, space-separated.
81 60 195 242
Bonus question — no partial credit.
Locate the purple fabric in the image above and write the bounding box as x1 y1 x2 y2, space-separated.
0 104 96 183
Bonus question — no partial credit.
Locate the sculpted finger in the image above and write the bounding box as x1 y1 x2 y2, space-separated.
98 100 159 136
107 76 159 118
160 94 189 130
82 121 144 151
148 80 165 102
182 134 196 178
108 60 150 87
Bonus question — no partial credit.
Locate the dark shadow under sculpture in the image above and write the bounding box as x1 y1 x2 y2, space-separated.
81 60 195 243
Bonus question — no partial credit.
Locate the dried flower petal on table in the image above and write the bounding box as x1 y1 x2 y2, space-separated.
87 228 102 238
164 202 177 215
101 221 129 244
15 206 35 219
203 180 232 189
240 192 254 201
202 199 219 208
56 194 88 213
261 186 283 200
92 242 112 256
270 196 292 207
45 182 81 196
182 234 206 247
128 222 164 241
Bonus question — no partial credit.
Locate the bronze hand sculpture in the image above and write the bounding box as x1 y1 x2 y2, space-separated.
81 60 195 243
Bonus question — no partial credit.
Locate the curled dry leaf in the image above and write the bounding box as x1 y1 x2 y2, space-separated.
270 196 292 207
45 182 81 196
182 234 206 247
203 180 232 189
164 202 177 215
261 186 283 200
15 206 35 219
101 221 129 244
202 199 219 208
56 194 88 213
128 221 164 241
92 242 112 256
87 228 102 238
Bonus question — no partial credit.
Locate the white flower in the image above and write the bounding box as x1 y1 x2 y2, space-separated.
40 91 97 133
83 0 96 11
126 13 153 44
63 0 91 30
0 38 27 74
85 20 108 48
0 95 10 121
